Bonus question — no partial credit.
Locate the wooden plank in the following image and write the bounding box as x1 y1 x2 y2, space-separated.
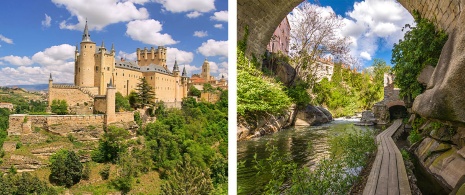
387 136 400 195
363 140 384 195
375 133 390 195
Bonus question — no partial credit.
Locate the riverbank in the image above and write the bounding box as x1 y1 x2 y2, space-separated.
237 105 334 141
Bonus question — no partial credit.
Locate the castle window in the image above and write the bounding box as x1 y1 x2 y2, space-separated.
96 67 99 71
151 76 153 80
85 46 86 48
124 85 126 88
123 73 125 76
90 46 92 48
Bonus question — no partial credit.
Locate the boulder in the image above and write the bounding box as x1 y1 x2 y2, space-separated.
417 65 435 86
296 105 333 126
274 61 296 86
413 28 465 126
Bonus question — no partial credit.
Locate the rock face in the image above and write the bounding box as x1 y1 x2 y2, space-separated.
356 110 376 126
413 28 465 125
237 105 296 141
417 65 435 86
295 105 333 126
414 123 465 191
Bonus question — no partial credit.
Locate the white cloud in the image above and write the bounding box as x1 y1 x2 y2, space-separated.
0 44 77 85
166 47 194 71
31 44 75 66
0 35 13 44
210 10 228 22
193 31 208 37
126 19 178 46
186 11 202 18
117 51 137 61
154 0 215 13
340 0 414 63
0 56 34 66
42 14 52 28
214 24 223 29
52 0 149 31
197 39 228 57
360 51 372 60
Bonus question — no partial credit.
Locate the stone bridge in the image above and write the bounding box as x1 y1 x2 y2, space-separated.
238 0 460 56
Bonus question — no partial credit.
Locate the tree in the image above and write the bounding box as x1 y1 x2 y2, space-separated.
391 11 447 100
115 92 130 112
136 78 155 108
49 149 83 187
288 2 352 88
188 86 201 97
51 99 68 115
202 83 214 93
128 91 139 109
91 126 130 163
161 155 213 195
0 172 57 195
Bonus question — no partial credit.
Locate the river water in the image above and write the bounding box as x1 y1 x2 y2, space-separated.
237 119 383 195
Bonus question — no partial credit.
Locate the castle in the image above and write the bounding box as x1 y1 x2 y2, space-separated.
48 21 226 118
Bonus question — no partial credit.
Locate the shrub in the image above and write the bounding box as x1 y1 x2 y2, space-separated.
91 126 130 163
49 149 83 187
100 165 110 180
82 164 91 180
51 99 68 115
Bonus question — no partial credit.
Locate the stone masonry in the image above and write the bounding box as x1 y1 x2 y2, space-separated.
238 0 304 57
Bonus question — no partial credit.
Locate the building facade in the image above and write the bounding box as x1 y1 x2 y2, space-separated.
266 16 291 55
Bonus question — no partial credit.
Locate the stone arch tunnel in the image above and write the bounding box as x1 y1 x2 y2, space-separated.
238 0 459 58
237 0 304 57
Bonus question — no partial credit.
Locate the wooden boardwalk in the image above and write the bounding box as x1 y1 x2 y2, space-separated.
363 119 411 195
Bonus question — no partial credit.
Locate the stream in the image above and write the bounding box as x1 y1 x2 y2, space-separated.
237 119 383 194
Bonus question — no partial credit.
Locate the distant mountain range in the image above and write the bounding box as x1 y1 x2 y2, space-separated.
4 83 73 91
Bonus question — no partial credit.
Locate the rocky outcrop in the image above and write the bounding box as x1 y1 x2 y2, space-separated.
295 105 333 126
412 27 465 126
414 124 465 191
355 110 377 126
417 65 435 86
237 105 296 141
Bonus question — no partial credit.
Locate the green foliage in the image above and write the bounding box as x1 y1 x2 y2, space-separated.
142 96 227 190
112 152 135 194
408 129 422 145
100 165 110 180
392 11 448 99
9 165 17 175
285 81 311 108
128 91 139 109
0 172 57 195
154 101 166 117
0 108 9 147
134 111 142 128
203 83 215 93
115 92 130 112
188 86 201 97
237 49 292 116
82 163 91 180
161 154 214 195
51 99 68 115
91 126 130 163
313 60 388 117
136 78 155 108
49 149 83 187
401 149 411 161
15 142 22 149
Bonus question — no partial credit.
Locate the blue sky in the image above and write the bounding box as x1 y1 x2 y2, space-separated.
293 0 414 69
0 0 228 85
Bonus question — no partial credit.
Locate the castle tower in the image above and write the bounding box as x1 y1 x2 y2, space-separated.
105 78 116 124
48 73 53 107
181 66 189 98
76 20 96 87
201 58 210 81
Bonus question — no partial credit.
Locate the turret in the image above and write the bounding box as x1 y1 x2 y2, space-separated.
99 41 106 53
173 58 180 76
75 44 79 59
76 20 96 87
82 20 92 42
182 65 187 77
111 43 115 55
48 73 53 107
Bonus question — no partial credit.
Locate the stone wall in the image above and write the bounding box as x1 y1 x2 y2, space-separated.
50 86 94 110
238 0 304 57
397 0 459 34
8 114 105 139
114 112 134 123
